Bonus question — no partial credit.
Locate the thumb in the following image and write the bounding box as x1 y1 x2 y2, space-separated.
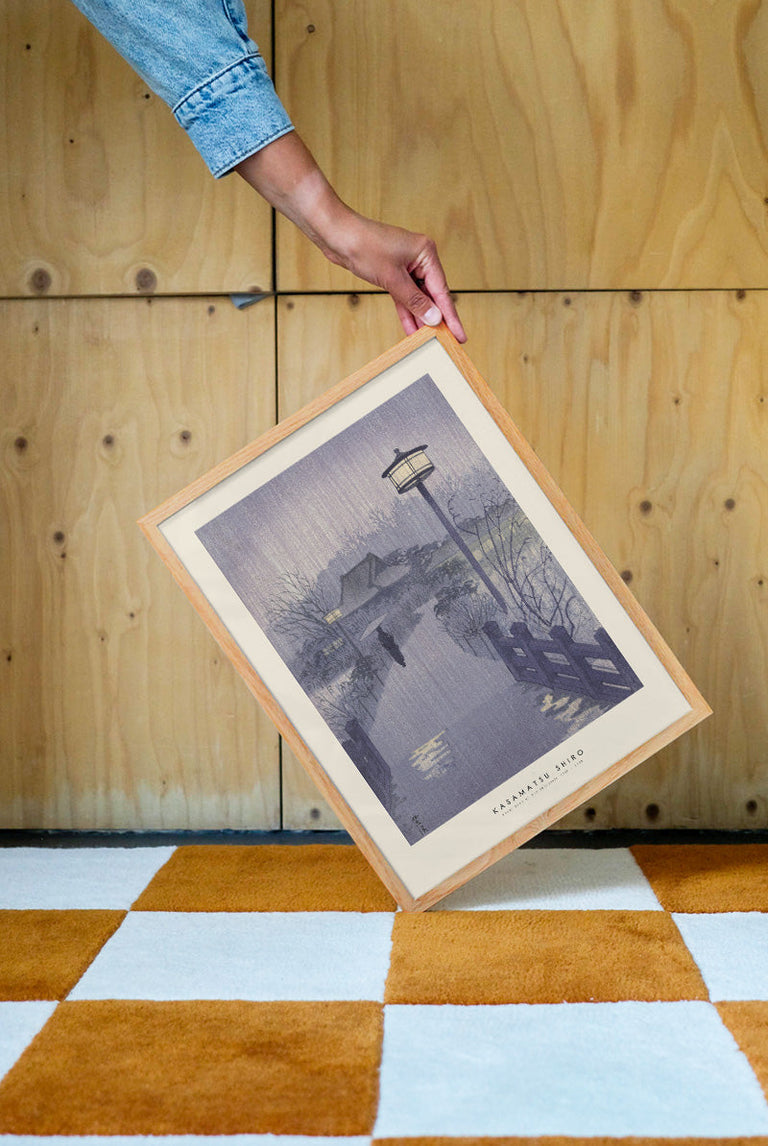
388 267 443 328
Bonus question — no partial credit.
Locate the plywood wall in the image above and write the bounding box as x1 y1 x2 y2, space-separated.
1 297 280 828
277 291 768 830
276 0 768 292
2 0 766 829
0 0 274 296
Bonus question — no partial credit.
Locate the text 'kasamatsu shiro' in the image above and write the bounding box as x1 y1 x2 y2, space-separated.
491 749 585 815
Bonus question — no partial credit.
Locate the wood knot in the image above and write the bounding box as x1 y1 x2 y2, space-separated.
14 436 28 452
724 497 736 511
348 293 360 308
629 290 643 305
102 433 115 448
179 429 192 443
736 289 747 301
639 499 652 515
620 569 633 583
645 802 660 822
135 267 157 293
29 268 51 295
306 23 316 33
53 530 65 545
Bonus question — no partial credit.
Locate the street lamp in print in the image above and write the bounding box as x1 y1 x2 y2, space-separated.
382 445 508 613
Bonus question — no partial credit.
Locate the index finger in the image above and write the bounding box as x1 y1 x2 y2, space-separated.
419 260 467 344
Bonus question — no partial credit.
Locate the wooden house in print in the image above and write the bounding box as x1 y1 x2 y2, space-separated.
336 553 409 630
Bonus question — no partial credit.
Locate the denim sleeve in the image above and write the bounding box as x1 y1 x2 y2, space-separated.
70 0 294 176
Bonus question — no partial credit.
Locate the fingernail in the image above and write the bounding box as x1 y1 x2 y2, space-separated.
423 306 442 327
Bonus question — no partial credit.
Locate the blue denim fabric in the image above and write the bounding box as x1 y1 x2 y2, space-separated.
70 0 294 176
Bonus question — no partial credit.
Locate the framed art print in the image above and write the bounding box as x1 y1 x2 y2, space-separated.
140 324 710 911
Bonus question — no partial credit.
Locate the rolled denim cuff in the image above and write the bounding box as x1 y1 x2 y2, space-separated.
174 53 294 178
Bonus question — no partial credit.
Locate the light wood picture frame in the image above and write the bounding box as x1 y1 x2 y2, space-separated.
139 325 710 910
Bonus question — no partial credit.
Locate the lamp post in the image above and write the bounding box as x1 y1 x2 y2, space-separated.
381 445 508 613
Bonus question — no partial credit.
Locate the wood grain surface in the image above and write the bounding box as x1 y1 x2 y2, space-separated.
276 0 768 292
0 0 274 297
276 291 767 831
0 297 279 828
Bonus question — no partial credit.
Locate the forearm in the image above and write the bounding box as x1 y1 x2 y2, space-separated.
235 133 352 263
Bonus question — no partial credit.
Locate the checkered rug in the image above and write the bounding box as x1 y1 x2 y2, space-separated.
1 842 767 1141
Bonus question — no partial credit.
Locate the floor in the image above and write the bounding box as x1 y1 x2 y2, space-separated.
0 839 767 1141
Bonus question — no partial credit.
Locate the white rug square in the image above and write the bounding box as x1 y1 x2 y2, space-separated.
433 846 662 910
0 1002 57 1081
0 847 175 909
68 911 395 1001
375 1000 768 1136
673 912 768 1000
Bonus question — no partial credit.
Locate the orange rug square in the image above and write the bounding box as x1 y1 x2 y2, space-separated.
717 1001 768 1103
0 999 383 1136
132 844 396 912
0 910 124 1000
385 911 708 1004
632 845 768 912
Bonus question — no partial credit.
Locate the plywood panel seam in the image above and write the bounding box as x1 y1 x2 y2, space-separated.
5 288 768 304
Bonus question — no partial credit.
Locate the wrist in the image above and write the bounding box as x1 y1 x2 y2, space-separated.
287 170 359 264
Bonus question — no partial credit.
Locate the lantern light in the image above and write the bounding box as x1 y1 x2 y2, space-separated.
381 445 435 493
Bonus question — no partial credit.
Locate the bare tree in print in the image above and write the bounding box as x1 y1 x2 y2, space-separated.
433 569 500 653
448 472 591 638
314 657 380 738
268 571 337 647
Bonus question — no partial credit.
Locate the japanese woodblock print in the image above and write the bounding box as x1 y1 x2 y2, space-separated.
195 373 641 845
141 328 709 909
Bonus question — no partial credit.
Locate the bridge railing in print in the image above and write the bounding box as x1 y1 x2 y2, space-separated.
483 620 642 705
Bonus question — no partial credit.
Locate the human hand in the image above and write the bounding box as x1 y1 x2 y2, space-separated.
235 132 467 343
320 212 467 343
